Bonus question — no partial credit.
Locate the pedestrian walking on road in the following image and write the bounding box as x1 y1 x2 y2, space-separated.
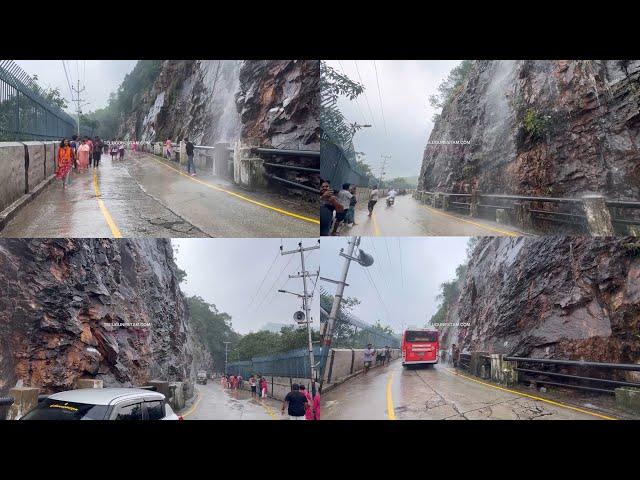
363 343 375 375
345 185 358 227
385 346 391 365
260 377 268 398
77 139 90 171
249 375 257 397
312 386 320 420
56 138 74 188
300 385 314 420
368 185 379 216
70 135 78 170
165 138 173 160
221 374 227 389
378 347 386 366
281 384 308 420
184 137 196 176
110 143 118 161
92 136 103 168
118 141 125 160
237 375 243 390
451 344 460 368
332 183 353 235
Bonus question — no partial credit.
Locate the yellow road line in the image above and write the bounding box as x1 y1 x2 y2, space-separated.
444 368 617 420
386 372 396 420
372 212 381 236
259 399 280 420
422 204 520 237
93 170 122 238
148 155 319 225
181 390 203 418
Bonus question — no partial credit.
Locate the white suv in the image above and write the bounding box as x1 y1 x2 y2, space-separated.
20 388 182 420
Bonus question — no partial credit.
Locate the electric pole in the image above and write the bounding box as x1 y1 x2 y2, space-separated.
319 236 359 392
280 240 320 400
223 341 231 375
71 76 88 137
379 154 391 187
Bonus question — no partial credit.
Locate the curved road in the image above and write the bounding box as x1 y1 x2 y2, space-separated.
323 359 614 420
341 195 524 237
180 381 281 420
1 152 318 238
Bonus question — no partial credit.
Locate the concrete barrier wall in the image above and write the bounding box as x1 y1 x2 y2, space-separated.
322 348 401 387
0 141 58 214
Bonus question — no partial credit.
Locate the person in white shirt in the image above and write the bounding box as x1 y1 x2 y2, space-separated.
368 185 379 216
332 183 353 235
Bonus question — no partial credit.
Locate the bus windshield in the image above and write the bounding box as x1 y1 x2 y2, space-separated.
405 331 438 343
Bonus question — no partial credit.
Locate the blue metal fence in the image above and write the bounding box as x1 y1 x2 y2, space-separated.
320 139 369 189
227 346 327 379
0 60 77 141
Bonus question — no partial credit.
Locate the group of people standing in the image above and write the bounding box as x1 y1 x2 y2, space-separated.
321 181 390 236
363 344 393 375
320 180 360 236
55 135 105 188
219 373 321 420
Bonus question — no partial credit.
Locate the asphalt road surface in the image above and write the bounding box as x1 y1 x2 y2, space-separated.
322 359 614 420
340 194 524 237
1 152 319 238
180 381 281 420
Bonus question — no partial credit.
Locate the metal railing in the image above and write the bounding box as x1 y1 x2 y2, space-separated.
414 189 640 235
0 60 77 141
254 147 320 194
505 356 640 394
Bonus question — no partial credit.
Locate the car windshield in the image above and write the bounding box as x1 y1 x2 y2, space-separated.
405 331 438 343
20 399 109 420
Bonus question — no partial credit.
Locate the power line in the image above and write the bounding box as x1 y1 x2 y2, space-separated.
372 60 388 136
245 249 281 313
252 251 296 313
61 61 74 103
354 61 377 128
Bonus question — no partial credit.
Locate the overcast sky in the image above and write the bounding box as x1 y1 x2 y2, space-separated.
320 236 470 334
173 238 320 335
326 60 461 179
15 60 137 112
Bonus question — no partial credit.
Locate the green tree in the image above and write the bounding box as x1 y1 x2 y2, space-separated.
428 60 473 120
186 296 241 372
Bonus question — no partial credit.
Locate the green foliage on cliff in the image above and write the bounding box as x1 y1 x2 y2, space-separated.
186 295 241 372
428 60 473 119
85 60 162 139
428 237 479 327
234 326 320 361
523 108 551 140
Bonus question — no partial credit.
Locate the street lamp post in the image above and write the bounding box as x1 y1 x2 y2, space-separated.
223 341 231 375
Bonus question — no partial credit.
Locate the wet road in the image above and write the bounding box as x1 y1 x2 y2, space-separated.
1 152 319 238
323 360 612 420
181 381 281 420
341 195 523 237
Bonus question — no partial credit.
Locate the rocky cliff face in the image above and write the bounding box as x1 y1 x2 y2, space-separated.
419 60 640 199
235 60 319 150
440 237 640 372
119 60 319 150
0 239 210 396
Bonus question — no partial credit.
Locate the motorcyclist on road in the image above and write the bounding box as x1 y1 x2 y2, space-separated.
386 189 397 206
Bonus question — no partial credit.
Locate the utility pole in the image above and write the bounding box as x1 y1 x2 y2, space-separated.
280 240 320 401
71 76 88 137
223 341 231 375
379 154 391 187
319 236 359 391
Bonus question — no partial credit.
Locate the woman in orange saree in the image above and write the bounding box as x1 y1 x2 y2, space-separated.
56 138 74 188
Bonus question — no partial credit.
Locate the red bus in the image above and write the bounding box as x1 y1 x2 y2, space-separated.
402 329 439 367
